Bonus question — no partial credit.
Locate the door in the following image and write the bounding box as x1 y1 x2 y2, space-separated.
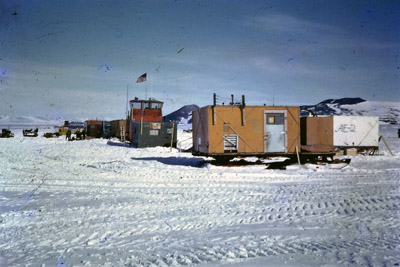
264 112 286 152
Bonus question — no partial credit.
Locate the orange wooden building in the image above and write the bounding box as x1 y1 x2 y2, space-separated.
192 104 301 159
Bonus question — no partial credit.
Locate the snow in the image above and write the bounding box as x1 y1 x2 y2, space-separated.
0 125 399 266
301 100 400 125
340 101 400 125
0 116 64 127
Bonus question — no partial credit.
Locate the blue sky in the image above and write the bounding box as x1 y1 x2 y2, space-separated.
0 0 399 120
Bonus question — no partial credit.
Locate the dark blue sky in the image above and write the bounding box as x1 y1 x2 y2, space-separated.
0 0 399 120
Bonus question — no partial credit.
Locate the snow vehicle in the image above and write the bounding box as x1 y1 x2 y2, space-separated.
0 129 14 138
43 132 61 138
23 128 39 137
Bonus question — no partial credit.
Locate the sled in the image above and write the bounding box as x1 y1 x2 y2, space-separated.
43 132 60 138
23 128 39 137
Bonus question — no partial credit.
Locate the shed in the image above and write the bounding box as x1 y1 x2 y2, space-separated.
85 120 110 138
110 120 127 139
192 105 300 158
85 120 102 137
131 121 177 148
301 116 379 150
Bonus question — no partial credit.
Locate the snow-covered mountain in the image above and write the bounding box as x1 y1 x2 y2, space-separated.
163 104 199 124
300 98 366 117
1 99 398 128
165 98 399 127
0 115 64 127
300 98 400 124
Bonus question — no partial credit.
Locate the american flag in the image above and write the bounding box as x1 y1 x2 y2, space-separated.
136 73 147 83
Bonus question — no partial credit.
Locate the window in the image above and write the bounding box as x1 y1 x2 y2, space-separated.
149 129 159 136
268 116 275 124
151 102 163 109
266 113 284 125
150 123 161 129
130 102 141 109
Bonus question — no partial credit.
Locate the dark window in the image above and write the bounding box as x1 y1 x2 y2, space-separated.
266 113 284 125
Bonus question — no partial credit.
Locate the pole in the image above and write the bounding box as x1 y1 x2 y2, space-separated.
170 122 175 152
296 146 301 167
379 136 394 156
126 84 129 117
140 115 143 135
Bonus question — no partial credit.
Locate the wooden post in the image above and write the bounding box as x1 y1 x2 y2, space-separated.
296 146 301 167
379 136 393 156
170 122 175 152
140 117 143 135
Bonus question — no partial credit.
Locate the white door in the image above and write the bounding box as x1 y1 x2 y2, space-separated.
264 112 285 152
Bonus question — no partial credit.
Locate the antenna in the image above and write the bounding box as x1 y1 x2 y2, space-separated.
126 84 129 117
213 93 216 106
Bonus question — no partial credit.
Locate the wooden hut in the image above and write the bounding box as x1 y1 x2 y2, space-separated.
192 104 301 158
300 116 379 151
85 120 102 138
110 120 127 139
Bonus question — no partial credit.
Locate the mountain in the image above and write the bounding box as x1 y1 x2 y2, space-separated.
163 104 199 124
0 116 64 127
1 99 398 128
300 98 400 124
300 98 366 117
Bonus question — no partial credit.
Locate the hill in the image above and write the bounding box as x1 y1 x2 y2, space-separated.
0 115 64 127
163 104 199 124
1 99 398 128
300 98 399 124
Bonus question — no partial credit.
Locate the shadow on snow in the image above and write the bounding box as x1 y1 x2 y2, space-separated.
131 156 207 168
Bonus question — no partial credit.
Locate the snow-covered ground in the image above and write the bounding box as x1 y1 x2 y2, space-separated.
0 125 399 266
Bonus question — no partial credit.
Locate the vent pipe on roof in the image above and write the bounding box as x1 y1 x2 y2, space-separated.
212 93 217 125
241 95 246 126
213 93 216 106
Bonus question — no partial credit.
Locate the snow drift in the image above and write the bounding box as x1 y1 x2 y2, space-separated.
0 125 399 266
